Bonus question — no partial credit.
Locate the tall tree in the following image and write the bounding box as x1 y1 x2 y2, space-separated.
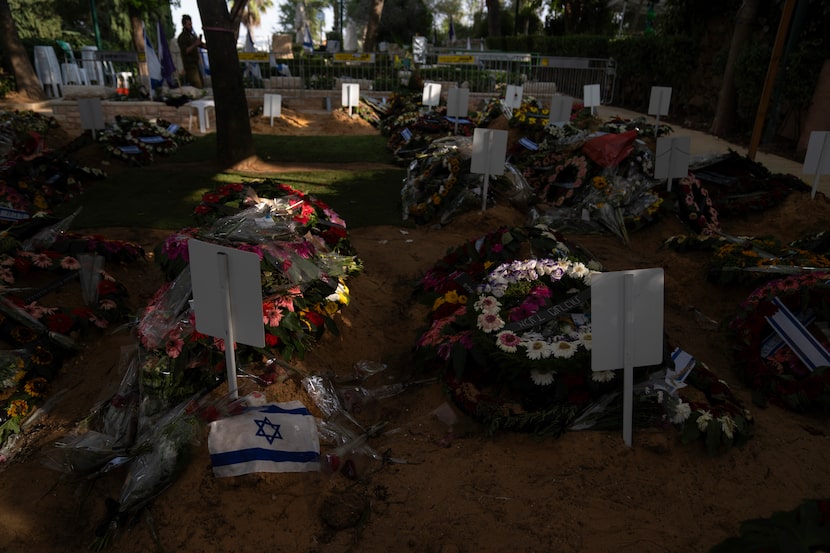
197 0 255 166
710 0 760 136
362 0 384 51
231 0 275 42
0 0 46 101
485 0 500 37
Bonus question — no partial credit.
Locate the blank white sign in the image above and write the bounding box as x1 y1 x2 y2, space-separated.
549 95 574 124
590 268 664 372
648 86 672 116
583 84 601 107
422 81 442 107
341 83 359 108
188 239 265 348
654 136 691 180
446 87 470 118
471 128 508 176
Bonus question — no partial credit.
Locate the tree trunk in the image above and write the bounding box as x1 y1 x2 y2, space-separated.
128 9 148 82
710 0 760 137
197 0 255 166
486 0 500 37
0 0 46 101
362 0 385 52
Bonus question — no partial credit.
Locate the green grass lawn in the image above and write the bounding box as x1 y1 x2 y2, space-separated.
58 135 410 230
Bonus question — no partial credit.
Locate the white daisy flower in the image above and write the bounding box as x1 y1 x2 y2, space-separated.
570 262 591 279
670 401 691 424
579 332 593 351
696 410 713 432
474 295 501 314
477 312 505 333
551 339 576 359
523 339 552 360
720 416 737 440
530 370 555 386
495 330 521 353
591 370 615 383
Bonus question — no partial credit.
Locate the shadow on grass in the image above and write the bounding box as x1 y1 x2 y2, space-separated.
174 134 396 165
58 161 409 231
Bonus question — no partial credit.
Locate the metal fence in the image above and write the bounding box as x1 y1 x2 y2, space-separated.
242 51 616 104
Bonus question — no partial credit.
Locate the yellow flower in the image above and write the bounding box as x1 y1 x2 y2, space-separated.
457 294 468 305
444 290 459 304
7 399 29 418
24 377 49 398
432 296 446 311
432 194 442 205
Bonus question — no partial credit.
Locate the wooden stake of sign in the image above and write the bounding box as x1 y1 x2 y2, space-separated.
341 83 359 117
802 131 830 200
583 84 601 116
446 87 470 135
648 86 672 139
189 239 265 399
591 268 664 447
654 136 691 191
470 128 508 211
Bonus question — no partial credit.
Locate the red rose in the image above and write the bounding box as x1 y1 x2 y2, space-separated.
46 312 75 334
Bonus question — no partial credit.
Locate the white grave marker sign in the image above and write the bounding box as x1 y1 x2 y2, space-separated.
505 85 523 109
802 131 830 199
549 95 574 125
648 86 673 138
583 84 601 114
189 239 265 398
422 81 442 107
263 93 282 126
471 128 508 211
341 83 359 115
446 87 470 134
655 135 691 191
78 98 105 139
591 268 664 447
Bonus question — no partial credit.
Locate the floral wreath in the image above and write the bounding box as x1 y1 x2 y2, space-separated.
415 225 609 434
522 151 590 207
676 173 720 235
676 359 754 455
155 118 194 145
728 271 830 411
402 146 470 225
509 98 551 132
661 233 830 286
691 150 808 216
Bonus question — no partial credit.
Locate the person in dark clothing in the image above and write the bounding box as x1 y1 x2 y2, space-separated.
177 14 206 88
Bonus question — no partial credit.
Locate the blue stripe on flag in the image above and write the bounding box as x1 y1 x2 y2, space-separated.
766 297 830 370
211 447 320 467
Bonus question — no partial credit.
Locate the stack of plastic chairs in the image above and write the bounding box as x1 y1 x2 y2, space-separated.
33 45 62 97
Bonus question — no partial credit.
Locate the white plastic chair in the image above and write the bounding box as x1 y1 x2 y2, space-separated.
33 45 62 97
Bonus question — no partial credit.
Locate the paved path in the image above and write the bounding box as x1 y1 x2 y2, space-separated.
596 105 829 197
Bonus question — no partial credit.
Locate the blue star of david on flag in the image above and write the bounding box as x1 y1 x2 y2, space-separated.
208 401 321 477
254 416 283 445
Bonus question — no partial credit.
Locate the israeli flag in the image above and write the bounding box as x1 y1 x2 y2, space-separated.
143 23 162 89
303 23 314 53
244 28 262 80
208 401 320 477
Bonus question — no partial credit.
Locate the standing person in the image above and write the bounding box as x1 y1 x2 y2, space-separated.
177 14 205 88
